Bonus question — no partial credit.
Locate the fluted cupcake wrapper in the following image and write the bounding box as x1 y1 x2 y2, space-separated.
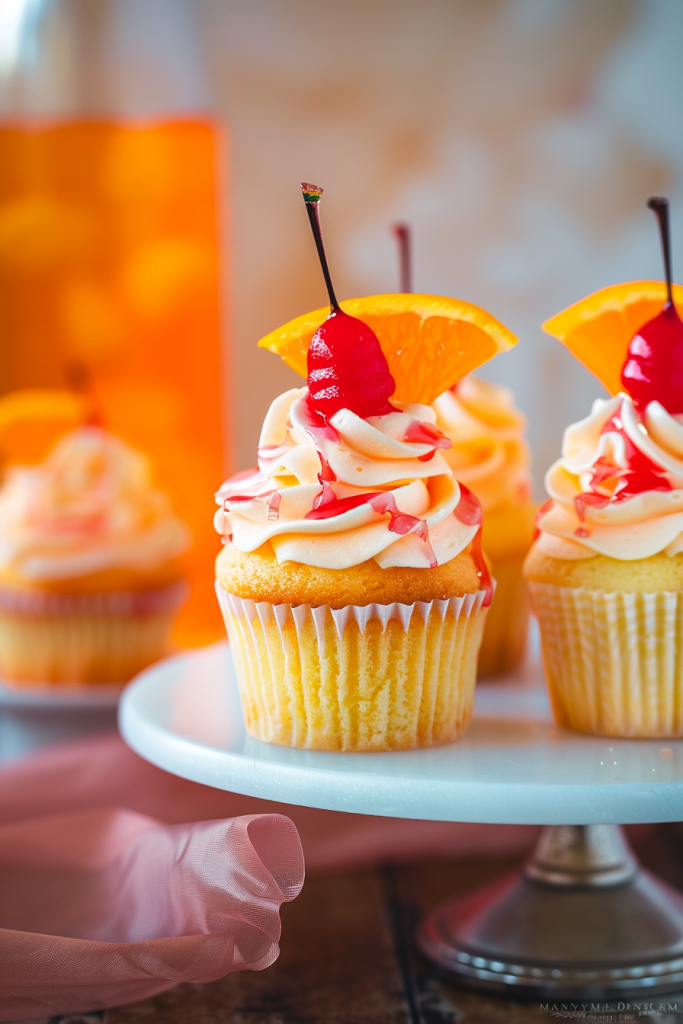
216 583 487 752
0 582 188 687
529 581 683 738
478 551 530 678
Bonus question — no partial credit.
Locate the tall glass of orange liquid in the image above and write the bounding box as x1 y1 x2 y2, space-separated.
0 0 229 646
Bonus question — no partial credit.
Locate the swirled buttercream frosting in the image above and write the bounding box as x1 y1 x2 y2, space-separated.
214 388 483 571
0 427 191 579
432 376 532 513
536 394 683 561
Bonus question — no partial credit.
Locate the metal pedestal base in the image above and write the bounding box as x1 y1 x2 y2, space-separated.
418 824 683 998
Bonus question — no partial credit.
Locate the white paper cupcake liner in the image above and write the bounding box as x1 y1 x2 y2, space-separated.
529 581 683 738
0 580 188 616
478 551 530 678
216 583 487 752
0 581 188 686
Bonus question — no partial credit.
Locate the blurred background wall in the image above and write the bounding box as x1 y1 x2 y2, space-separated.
199 0 683 495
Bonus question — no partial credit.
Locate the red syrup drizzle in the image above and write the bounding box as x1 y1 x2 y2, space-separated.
533 498 554 542
318 452 337 481
453 482 492 606
304 488 437 567
218 468 277 510
621 302 683 415
307 309 397 423
218 466 270 496
402 419 452 462
572 411 671 538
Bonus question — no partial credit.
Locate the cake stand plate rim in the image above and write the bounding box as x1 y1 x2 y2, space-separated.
118 640 683 825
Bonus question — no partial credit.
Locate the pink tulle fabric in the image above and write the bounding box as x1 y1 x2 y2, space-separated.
0 804 303 1022
0 731 540 1021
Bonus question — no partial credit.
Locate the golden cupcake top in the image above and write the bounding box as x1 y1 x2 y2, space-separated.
0 425 191 580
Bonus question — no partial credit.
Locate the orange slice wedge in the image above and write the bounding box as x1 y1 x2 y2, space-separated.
259 293 517 406
543 281 683 396
0 388 87 466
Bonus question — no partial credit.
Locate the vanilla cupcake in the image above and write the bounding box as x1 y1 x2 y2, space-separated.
0 426 190 685
526 193 683 740
525 391 683 738
215 181 528 749
433 376 535 676
215 367 492 753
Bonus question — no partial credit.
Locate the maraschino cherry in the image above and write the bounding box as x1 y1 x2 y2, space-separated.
301 183 396 422
621 197 683 414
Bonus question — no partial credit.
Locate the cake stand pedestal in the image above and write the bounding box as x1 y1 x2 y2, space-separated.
119 641 683 999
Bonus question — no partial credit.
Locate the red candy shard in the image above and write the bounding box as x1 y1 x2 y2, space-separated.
572 410 671 523
533 498 553 541
307 309 396 422
216 467 273 505
620 301 683 414
305 491 378 520
304 487 437 566
311 479 337 511
453 482 492 606
453 482 483 527
368 492 428 539
402 420 451 449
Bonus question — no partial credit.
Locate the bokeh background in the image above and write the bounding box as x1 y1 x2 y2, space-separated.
0 0 682 495
198 0 683 494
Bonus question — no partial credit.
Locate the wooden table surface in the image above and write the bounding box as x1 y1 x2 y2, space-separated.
97 825 683 1024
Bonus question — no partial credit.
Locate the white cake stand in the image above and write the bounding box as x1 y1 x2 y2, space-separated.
119 641 683 998
0 678 122 763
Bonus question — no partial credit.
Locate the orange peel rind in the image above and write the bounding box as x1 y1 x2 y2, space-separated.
259 293 517 407
543 280 683 396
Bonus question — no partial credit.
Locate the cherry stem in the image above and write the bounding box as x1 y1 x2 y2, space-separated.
301 183 340 313
648 196 673 306
65 360 102 427
392 222 412 293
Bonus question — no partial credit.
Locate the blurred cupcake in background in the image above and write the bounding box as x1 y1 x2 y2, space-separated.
0 423 190 686
433 375 535 676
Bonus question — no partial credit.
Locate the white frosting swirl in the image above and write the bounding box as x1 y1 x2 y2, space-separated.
432 376 532 512
0 427 191 579
537 394 683 561
214 388 479 570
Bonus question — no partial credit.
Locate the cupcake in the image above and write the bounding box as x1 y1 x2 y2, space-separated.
525 198 683 738
214 184 520 752
215 379 492 752
433 376 535 676
0 425 191 685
